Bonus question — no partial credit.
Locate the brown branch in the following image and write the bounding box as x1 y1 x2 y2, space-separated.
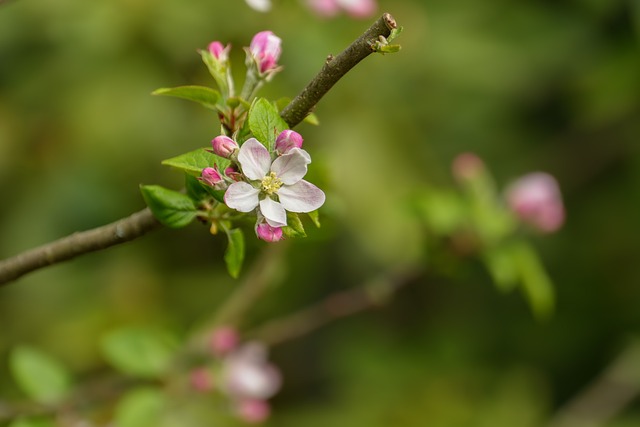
0 13 400 286
280 12 397 128
0 208 160 286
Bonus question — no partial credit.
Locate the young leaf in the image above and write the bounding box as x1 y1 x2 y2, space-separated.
224 228 245 279
162 148 230 176
9 346 71 404
101 327 177 379
307 210 321 228
140 185 198 228
114 388 166 427
282 212 306 238
248 98 288 150
514 242 555 320
152 86 221 111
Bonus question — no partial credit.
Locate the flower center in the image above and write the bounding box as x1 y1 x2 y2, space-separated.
261 172 283 195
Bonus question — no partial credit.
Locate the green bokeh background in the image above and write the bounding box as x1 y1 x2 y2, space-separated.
1 0 640 425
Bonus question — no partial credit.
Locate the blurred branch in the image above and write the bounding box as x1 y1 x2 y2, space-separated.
0 208 160 286
280 12 397 128
0 13 400 286
547 340 640 427
248 264 424 346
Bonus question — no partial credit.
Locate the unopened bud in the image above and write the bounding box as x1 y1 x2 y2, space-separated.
249 31 282 73
212 135 239 158
275 130 303 155
201 167 224 187
505 172 565 233
256 222 284 242
208 41 230 61
235 399 271 424
210 326 240 356
452 152 485 182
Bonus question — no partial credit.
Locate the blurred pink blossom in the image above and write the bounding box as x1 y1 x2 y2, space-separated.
235 398 271 423
222 342 282 400
306 0 376 18
452 152 486 182
505 172 565 233
210 326 240 356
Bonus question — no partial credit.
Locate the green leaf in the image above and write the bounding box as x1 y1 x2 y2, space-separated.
140 185 198 228
101 327 177 379
303 112 320 126
162 148 230 176
483 244 519 292
513 242 555 320
248 98 289 150
114 388 166 427
282 212 306 238
307 210 321 228
152 85 221 110
224 228 245 279
9 346 71 404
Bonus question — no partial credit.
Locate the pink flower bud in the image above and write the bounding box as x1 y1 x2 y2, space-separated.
190 367 214 392
225 166 243 182
235 399 271 424
452 152 486 182
208 41 230 61
250 31 282 73
212 135 239 158
275 130 303 155
256 222 284 242
210 326 240 356
201 167 224 187
337 0 377 18
505 172 565 233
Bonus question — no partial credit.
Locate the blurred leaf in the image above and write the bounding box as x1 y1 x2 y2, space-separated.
152 85 221 111
114 387 166 427
283 212 306 238
248 98 288 151
513 242 555 320
416 189 467 235
101 327 177 379
9 346 71 404
162 148 230 176
224 228 245 279
483 243 520 292
140 185 198 228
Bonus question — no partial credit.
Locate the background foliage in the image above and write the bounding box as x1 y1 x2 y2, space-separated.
1 0 639 425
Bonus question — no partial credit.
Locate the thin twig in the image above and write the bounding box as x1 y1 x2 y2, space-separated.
280 13 397 128
0 13 400 286
547 340 640 427
0 208 161 286
248 265 423 346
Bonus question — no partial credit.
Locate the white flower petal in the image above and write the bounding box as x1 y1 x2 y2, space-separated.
245 0 272 12
278 180 325 213
225 182 260 212
289 148 312 165
271 150 308 185
259 197 287 227
238 138 271 181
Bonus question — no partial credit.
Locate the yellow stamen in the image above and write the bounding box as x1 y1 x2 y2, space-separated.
261 171 283 195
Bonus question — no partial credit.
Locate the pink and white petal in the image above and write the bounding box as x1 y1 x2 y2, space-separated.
270 150 308 185
277 180 326 213
238 138 271 181
289 148 312 164
225 182 260 212
259 197 288 227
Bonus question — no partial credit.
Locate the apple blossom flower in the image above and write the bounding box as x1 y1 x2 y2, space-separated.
249 31 282 74
505 172 565 233
224 138 325 228
275 130 304 155
212 135 239 158
222 342 281 400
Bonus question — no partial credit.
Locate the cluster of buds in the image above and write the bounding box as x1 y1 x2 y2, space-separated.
200 130 324 242
190 327 282 424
